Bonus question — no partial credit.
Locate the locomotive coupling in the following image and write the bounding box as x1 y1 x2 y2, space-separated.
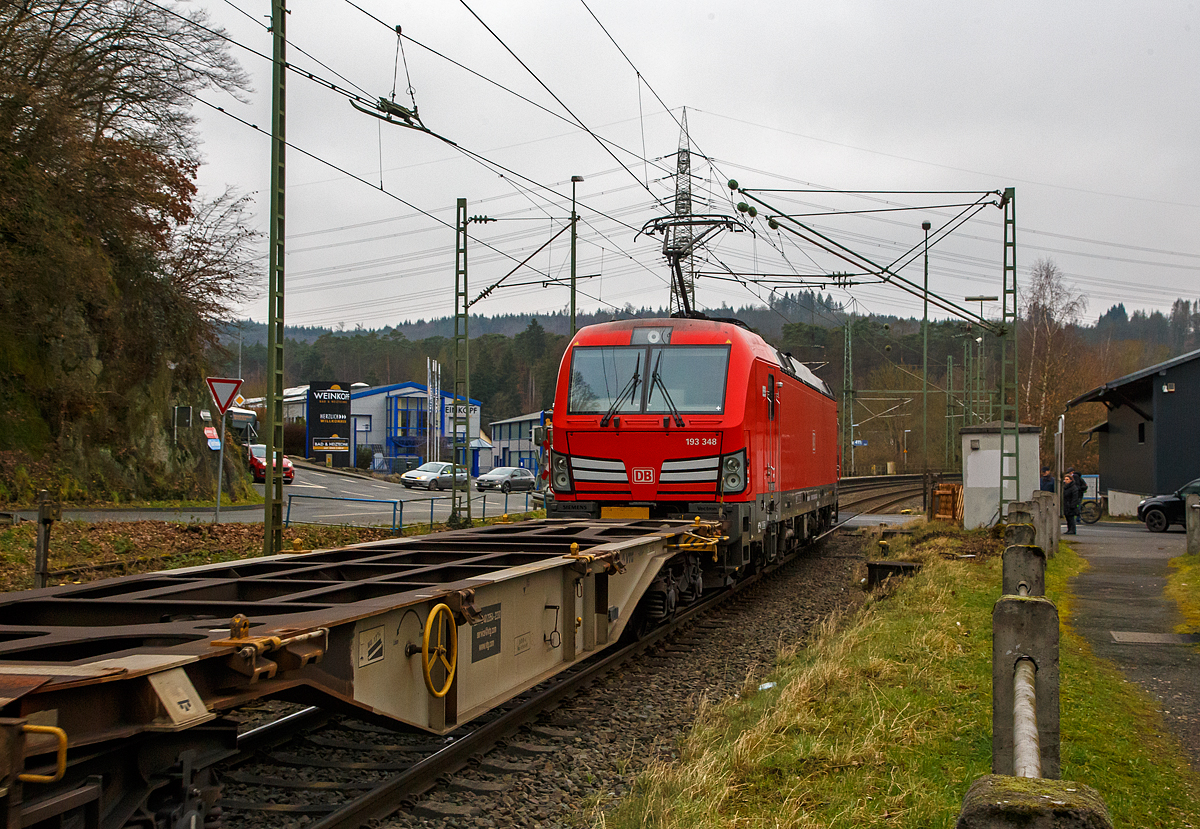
665 517 729 559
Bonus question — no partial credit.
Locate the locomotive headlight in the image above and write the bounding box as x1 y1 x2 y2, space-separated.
551 452 572 492
719 450 747 494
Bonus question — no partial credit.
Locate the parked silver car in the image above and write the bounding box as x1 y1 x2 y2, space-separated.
400 461 468 490
475 466 538 493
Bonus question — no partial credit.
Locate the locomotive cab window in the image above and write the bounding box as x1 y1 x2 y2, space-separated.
568 346 644 414
570 344 729 415
645 346 729 414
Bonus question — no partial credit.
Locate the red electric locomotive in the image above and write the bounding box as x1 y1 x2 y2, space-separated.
547 317 838 618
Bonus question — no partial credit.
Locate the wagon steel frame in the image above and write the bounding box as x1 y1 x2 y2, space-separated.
0 518 716 828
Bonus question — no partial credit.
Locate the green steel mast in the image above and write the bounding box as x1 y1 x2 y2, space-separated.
450 198 472 527
998 188 1019 517
263 0 286 556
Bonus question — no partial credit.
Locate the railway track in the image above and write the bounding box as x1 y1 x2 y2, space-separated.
207 476 928 828
211 533 863 829
0 476 918 828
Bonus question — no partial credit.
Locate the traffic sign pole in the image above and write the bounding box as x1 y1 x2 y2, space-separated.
215 411 225 524
205 377 241 524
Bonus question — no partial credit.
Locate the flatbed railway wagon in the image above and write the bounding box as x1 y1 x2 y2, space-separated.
0 518 725 828
547 317 839 608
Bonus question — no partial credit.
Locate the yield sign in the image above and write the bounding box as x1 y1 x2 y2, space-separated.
206 377 243 415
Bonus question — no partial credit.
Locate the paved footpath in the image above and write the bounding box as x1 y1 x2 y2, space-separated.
1067 521 1200 769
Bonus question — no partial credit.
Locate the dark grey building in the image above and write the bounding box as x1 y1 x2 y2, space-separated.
1066 347 1200 514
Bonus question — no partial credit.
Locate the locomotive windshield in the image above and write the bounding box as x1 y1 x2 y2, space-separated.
569 347 643 414
569 345 729 414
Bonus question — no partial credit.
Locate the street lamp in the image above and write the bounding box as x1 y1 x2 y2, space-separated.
904 429 912 473
570 175 584 336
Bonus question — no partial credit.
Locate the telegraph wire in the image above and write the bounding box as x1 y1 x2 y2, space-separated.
697 109 1200 210
336 0 678 189
218 0 374 99
138 0 379 108
455 0 668 210
180 89 574 286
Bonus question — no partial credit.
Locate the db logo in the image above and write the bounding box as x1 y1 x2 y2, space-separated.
632 468 655 484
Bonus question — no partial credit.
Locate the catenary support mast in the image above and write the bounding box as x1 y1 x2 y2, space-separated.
263 0 286 556
450 199 472 527
998 188 1019 517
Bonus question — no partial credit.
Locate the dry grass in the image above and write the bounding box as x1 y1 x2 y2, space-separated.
0 511 545 591
600 527 1200 829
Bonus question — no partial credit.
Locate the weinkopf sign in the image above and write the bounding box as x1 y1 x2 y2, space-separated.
307 382 351 466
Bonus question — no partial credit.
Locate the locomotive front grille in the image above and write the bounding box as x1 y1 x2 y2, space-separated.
570 457 629 483
659 456 720 484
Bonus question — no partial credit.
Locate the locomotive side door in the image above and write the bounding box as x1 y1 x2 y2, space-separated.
765 371 779 493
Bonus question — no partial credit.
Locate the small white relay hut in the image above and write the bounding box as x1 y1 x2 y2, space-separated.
960 421 1041 529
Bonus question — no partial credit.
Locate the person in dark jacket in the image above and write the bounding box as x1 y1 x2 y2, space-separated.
1040 466 1056 493
1063 467 1085 534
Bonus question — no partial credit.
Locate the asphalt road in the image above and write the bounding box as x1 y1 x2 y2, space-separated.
1067 521 1200 770
12 465 544 530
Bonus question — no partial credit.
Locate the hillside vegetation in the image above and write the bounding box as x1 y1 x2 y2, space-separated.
0 0 257 504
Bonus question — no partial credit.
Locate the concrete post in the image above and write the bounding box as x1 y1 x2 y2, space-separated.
1004 522 1037 549
992 595 1060 778
1006 501 1033 526
1003 545 1046 597
1187 494 1199 556
957 775 1112 828
1032 491 1057 556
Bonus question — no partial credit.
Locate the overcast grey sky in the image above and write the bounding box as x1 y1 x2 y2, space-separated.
191 0 1200 331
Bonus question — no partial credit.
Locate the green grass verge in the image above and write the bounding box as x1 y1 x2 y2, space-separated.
601 527 1200 829
1166 553 1200 635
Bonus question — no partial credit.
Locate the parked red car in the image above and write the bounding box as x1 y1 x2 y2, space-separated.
248 443 294 484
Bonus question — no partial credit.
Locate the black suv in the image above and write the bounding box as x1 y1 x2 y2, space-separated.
1137 477 1200 532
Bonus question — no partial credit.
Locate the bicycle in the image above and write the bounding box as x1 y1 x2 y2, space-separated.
1080 497 1104 525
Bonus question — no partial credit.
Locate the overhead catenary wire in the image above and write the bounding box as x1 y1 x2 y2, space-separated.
455 0 669 211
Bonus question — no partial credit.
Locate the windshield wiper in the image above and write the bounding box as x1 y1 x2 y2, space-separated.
600 354 641 427
650 352 684 427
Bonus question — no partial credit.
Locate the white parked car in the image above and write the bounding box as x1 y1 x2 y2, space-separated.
400 461 468 490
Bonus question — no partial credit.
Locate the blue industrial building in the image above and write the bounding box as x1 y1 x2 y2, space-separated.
350 383 482 474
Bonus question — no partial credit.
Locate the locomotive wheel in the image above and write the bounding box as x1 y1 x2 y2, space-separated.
422 603 458 697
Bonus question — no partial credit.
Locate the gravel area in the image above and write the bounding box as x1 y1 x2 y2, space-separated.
382 530 867 829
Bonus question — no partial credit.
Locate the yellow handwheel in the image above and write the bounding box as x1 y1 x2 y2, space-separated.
422 603 458 698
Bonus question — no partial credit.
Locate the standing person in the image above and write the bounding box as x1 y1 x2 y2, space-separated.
1063 467 1084 535
1040 466 1056 492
